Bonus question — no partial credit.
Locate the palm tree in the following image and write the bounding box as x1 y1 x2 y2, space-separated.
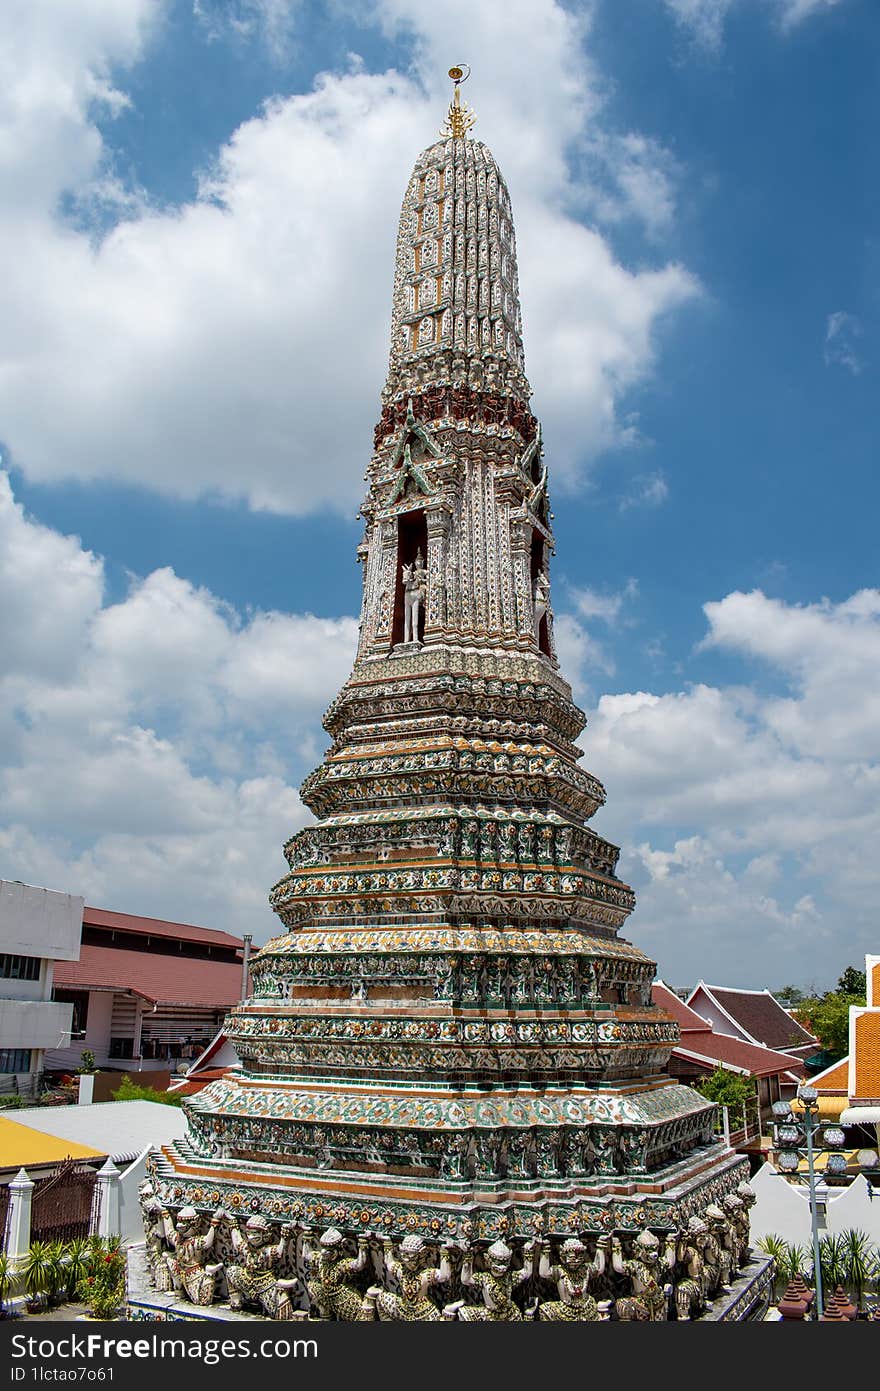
0 1251 13 1317
756 1234 789 1300
22 1241 53 1309
63 1238 91 1302
819 1233 848 1293
841 1228 877 1311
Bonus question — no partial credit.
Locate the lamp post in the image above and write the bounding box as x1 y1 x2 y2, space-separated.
771 1085 847 1319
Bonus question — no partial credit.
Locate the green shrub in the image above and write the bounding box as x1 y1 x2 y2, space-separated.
110 1075 182 1106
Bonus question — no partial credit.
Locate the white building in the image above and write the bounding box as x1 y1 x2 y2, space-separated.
0 879 83 1097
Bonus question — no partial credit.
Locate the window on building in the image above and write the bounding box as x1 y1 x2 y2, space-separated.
109 1038 134 1059
53 989 90 1038
0 953 41 981
0 1049 32 1073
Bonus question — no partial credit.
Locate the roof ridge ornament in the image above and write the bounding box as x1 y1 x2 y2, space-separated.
441 65 476 139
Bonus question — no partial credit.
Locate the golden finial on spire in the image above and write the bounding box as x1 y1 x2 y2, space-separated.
441 64 476 139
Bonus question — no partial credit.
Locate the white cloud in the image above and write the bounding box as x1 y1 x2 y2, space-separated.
193 1 302 61
824 310 864 375
664 0 845 49
619 470 669 511
568 578 639 625
584 588 880 988
0 0 698 512
0 472 357 936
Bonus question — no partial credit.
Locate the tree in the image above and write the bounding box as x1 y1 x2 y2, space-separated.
794 993 857 1061
693 1067 756 1109
837 966 866 997
111 1075 183 1106
775 985 805 1006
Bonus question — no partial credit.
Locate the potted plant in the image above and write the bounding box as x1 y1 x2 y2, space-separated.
78 1246 126 1320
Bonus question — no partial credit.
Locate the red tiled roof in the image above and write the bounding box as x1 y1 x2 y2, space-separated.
811 1056 849 1091
689 985 817 1051
673 1029 807 1079
54 943 243 1008
83 905 243 951
653 982 712 1032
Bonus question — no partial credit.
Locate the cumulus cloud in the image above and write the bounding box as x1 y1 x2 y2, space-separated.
584 588 880 988
0 472 357 935
193 1 301 60
824 310 864 375
0 0 698 512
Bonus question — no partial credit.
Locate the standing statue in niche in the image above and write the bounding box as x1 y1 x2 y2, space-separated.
533 570 550 641
226 1214 299 1319
402 549 428 644
138 1180 173 1292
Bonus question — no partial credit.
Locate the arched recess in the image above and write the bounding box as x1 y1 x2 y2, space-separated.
391 509 428 646
530 529 551 657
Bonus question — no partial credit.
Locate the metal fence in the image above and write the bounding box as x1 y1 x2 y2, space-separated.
30 1158 99 1243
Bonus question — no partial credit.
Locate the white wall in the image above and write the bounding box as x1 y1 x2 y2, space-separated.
0 880 83 961
0 998 73 1051
750 1162 880 1247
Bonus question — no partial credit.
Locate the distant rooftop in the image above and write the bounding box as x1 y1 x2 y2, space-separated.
83 904 244 951
11 1100 188 1165
54 943 243 1009
687 982 817 1051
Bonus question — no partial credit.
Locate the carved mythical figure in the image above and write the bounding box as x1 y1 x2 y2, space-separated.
612 1230 675 1322
226 1214 299 1319
735 1182 756 1264
305 1227 373 1321
449 1239 534 1321
673 1218 709 1322
538 1237 608 1321
160 1206 224 1307
374 1235 453 1320
702 1205 734 1296
138 1180 173 1292
402 550 427 644
722 1194 747 1269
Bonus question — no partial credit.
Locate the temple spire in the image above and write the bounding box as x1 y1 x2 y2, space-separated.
441 64 476 139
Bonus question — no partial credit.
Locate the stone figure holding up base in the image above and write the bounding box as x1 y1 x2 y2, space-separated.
538 1236 608 1321
447 1239 534 1321
304 1227 373 1321
160 1206 224 1307
374 1234 453 1320
226 1214 299 1319
402 550 427 644
612 1230 675 1322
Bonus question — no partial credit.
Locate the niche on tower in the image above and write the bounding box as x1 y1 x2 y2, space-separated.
530 528 551 657
391 508 428 648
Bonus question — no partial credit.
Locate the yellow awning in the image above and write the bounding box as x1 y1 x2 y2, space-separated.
790 1095 847 1119
0 1115 106 1169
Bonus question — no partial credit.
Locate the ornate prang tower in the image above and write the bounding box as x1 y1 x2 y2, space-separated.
148 73 766 1322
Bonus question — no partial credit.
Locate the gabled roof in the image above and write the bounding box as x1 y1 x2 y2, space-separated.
810 1055 850 1091
653 981 714 1032
83 904 244 951
672 1029 806 1080
852 1010 880 1101
686 982 817 1051
54 943 243 1008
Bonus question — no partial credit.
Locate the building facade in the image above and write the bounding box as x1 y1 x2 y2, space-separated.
47 906 247 1075
0 879 83 1097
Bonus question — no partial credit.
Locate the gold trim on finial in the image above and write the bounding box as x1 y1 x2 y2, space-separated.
441 64 476 139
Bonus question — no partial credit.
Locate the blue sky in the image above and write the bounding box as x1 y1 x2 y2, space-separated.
1 0 878 990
